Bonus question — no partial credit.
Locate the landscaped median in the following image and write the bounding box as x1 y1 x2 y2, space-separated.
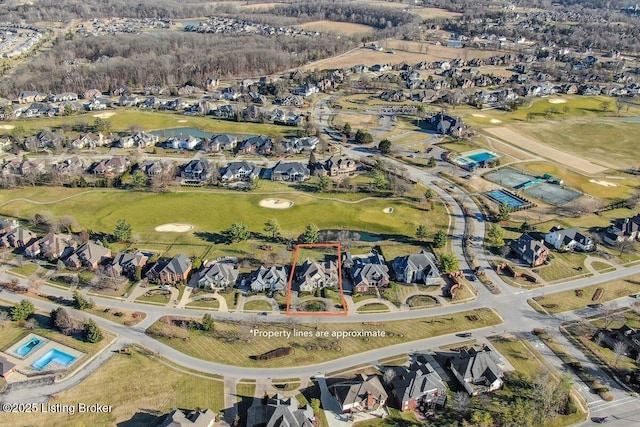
528 274 640 314
145 308 502 368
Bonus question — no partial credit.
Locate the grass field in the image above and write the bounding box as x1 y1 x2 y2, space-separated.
147 308 501 368
85 306 145 326
243 300 272 311
296 20 375 35
490 335 549 381
529 274 640 314
0 348 224 427
9 109 293 137
8 263 39 277
0 188 448 250
537 252 589 283
356 302 390 312
518 162 640 201
186 298 220 309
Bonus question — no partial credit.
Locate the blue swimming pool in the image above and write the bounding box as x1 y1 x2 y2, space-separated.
13 337 45 358
31 349 77 371
468 151 498 163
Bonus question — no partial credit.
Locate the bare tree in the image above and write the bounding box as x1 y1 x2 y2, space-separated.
614 341 628 367
58 215 79 233
453 391 471 417
27 274 44 292
0 311 9 328
382 367 396 385
614 239 635 257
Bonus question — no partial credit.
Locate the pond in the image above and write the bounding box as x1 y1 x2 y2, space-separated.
319 230 382 243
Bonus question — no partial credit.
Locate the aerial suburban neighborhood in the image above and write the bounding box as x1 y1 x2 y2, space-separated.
0 0 639 426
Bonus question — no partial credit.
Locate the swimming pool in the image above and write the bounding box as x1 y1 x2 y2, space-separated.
13 337 45 358
31 349 77 371
467 151 498 163
456 150 501 169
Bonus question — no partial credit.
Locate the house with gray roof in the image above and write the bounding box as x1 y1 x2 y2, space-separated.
392 250 441 286
166 134 202 151
0 218 18 234
265 395 314 427
221 161 259 182
544 226 595 252
208 134 237 152
390 356 447 411
450 345 504 395
603 213 640 245
347 250 389 293
158 408 216 427
511 233 549 267
296 259 338 292
65 241 112 270
115 131 158 149
271 161 310 182
238 135 273 155
180 160 210 181
0 355 16 378
25 232 76 259
90 157 130 175
147 253 192 285
108 250 148 278
139 160 175 177
0 227 36 249
329 373 388 413
249 265 289 292
197 261 239 289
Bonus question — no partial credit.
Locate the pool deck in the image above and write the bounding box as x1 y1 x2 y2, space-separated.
1 333 85 382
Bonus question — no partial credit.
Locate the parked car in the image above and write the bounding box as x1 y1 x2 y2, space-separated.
592 416 609 424
457 332 472 338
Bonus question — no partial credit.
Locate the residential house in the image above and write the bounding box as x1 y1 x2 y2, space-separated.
347 251 389 293
166 134 202 151
271 161 310 182
221 161 259 182
283 136 318 154
323 156 358 178
428 113 466 137
17 90 44 104
598 325 640 359
180 160 210 181
296 259 338 292
116 132 159 149
0 218 19 234
390 356 447 411
238 135 273 155
91 157 130 175
85 97 111 111
329 374 388 413
25 232 76 259
53 157 86 177
603 214 640 245
249 265 289 292
146 253 192 285
197 261 239 289
138 160 175 177
108 250 148 278
65 241 112 270
392 251 441 285
544 226 595 252
0 227 36 249
24 102 54 118
158 408 216 427
208 134 237 152
511 234 549 267
449 346 504 395
0 356 16 378
71 132 106 149
292 83 319 97
265 395 314 427
118 95 140 107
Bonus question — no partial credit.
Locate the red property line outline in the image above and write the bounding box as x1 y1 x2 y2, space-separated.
285 243 347 316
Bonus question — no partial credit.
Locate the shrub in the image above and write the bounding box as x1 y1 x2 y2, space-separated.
254 347 294 361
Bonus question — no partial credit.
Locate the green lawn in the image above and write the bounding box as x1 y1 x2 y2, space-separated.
220 290 239 310
8 263 38 277
85 306 146 326
136 290 171 304
186 298 220 310
537 252 589 283
0 187 449 250
356 302 390 312
243 300 273 311
0 347 224 427
529 274 640 314
147 308 502 368
591 261 615 273
490 335 548 381
406 294 438 308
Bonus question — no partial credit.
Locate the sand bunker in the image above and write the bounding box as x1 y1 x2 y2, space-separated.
177 119 188 123
155 223 194 232
383 207 394 213
472 113 486 118
490 119 502 124
259 198 294 209
548 98 567 104
0 124 15 130
589 179 618 187
93 112 115 119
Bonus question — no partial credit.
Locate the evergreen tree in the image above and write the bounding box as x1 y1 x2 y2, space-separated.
202 313 215 332
226 222 250 242
264 218 281 241
416 225 428 240
433 230 447 248
82 319 103 343
303 223 319 243
11 299 35 321
113 219 133 242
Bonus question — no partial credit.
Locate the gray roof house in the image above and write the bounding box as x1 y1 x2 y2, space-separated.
0 355 16 378
0 227 37 249
91 157 130 175
271 161 310 182
65 241 112 270
348 250 389 293
392 250 441 285
603 214 640 245
390 356 447 411
108 250 148 278
249 265 289 292
197 262 239 289
221 161 259 181
158 408 216 427
450 346 504 395
296 259 338 292
511 233 549 267
544 226 595 251
180 160 210 181
329 373 388 413
208 134 238 152
265 395 314 427
147 254 192 284
25 232 76 259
